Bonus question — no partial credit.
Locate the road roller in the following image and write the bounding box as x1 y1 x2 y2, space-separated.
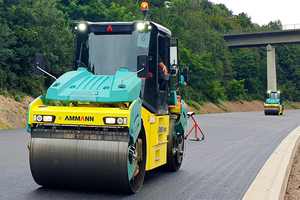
27 2 188 193
264 90 284 115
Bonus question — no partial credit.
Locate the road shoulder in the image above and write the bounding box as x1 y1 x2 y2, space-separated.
242 126 300 200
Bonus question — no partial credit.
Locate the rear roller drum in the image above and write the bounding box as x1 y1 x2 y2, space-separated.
164 114 184 171
166 132 184 171
264 108 279 115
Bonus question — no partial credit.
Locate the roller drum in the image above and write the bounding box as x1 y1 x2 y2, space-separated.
30 138 142 193
264 108 279 115
164 114 184 171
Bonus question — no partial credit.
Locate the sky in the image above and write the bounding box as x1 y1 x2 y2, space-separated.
210 0 300 27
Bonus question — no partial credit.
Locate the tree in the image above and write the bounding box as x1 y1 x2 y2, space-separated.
226 79 247 100
56 0 136 23
234 12 252 28
180 46 226 102
231 49 261 94
0 0 73 95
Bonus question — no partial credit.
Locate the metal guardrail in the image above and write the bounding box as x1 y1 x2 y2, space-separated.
220 24 300 35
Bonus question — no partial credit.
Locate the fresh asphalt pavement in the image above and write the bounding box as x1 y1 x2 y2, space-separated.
1 110 300 200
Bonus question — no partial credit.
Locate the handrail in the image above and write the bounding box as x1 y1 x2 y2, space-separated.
219 23 300 35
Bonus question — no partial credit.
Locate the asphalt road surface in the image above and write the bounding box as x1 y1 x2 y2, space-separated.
1 110 300 200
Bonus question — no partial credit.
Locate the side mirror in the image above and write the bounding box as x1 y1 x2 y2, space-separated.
181 68 189 84
170 38 178 66
137 55 149 78
34 53 58 86
34 54 45 76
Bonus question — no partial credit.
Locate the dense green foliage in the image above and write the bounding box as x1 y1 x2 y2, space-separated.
0 0 73 97
1 0 300 102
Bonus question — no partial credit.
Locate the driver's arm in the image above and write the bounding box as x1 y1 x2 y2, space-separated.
158 62 167 75
158 55 167 75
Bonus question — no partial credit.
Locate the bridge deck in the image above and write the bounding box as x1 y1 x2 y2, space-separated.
223 29 300 48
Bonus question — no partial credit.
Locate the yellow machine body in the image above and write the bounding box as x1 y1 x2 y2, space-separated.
264 103 284 115
28 99 132 127
28 97 173 171
141 107 169 170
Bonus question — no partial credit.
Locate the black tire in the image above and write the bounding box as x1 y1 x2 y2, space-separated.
165 131 184 171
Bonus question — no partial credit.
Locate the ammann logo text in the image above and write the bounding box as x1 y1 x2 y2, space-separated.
65 116 94 121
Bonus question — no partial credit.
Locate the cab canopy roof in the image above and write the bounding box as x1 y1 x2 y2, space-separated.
74 20 171 36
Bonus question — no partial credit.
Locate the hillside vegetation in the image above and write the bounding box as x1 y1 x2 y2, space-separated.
1 0 300 104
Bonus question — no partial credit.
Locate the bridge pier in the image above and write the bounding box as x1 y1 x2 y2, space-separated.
267 44 277 91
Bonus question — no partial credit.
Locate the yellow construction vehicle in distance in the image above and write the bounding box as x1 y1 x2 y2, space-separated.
264 90 284 115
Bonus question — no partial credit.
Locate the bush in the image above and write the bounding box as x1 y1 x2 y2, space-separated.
14 95 23 102
0 88 8 97
198 101 205 106
285 100 300 109
186 100 201 110
226 79 248 101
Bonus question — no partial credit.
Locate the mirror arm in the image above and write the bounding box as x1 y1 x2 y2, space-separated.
120 67 144 89
37 65 58 86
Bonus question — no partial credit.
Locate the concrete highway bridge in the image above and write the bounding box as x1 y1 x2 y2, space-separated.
223 28 300 48
222 26 300 92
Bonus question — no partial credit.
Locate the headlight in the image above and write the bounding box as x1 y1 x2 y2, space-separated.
117 117 124 124
43 116 53 122
104 117 127 125
36 115 42 122
105 117 116 124
137 23 145 30
33 115 55 123
78 23 86 31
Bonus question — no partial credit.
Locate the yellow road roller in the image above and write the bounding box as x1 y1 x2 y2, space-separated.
27 2 188 193
264 90 284 115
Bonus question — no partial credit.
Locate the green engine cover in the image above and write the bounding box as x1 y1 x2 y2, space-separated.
46 68 142 102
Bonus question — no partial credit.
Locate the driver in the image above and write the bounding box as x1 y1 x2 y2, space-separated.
158 55 169 91
158 55 168 75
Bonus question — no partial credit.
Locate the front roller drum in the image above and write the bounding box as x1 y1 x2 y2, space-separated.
29 136 146 193
264 108 279 115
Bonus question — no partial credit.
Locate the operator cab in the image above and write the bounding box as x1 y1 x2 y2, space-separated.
137 22 183 114
266 91 283 104
72 20 183 114
267 91 281 100
270 92 279 99
142 22 174 114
